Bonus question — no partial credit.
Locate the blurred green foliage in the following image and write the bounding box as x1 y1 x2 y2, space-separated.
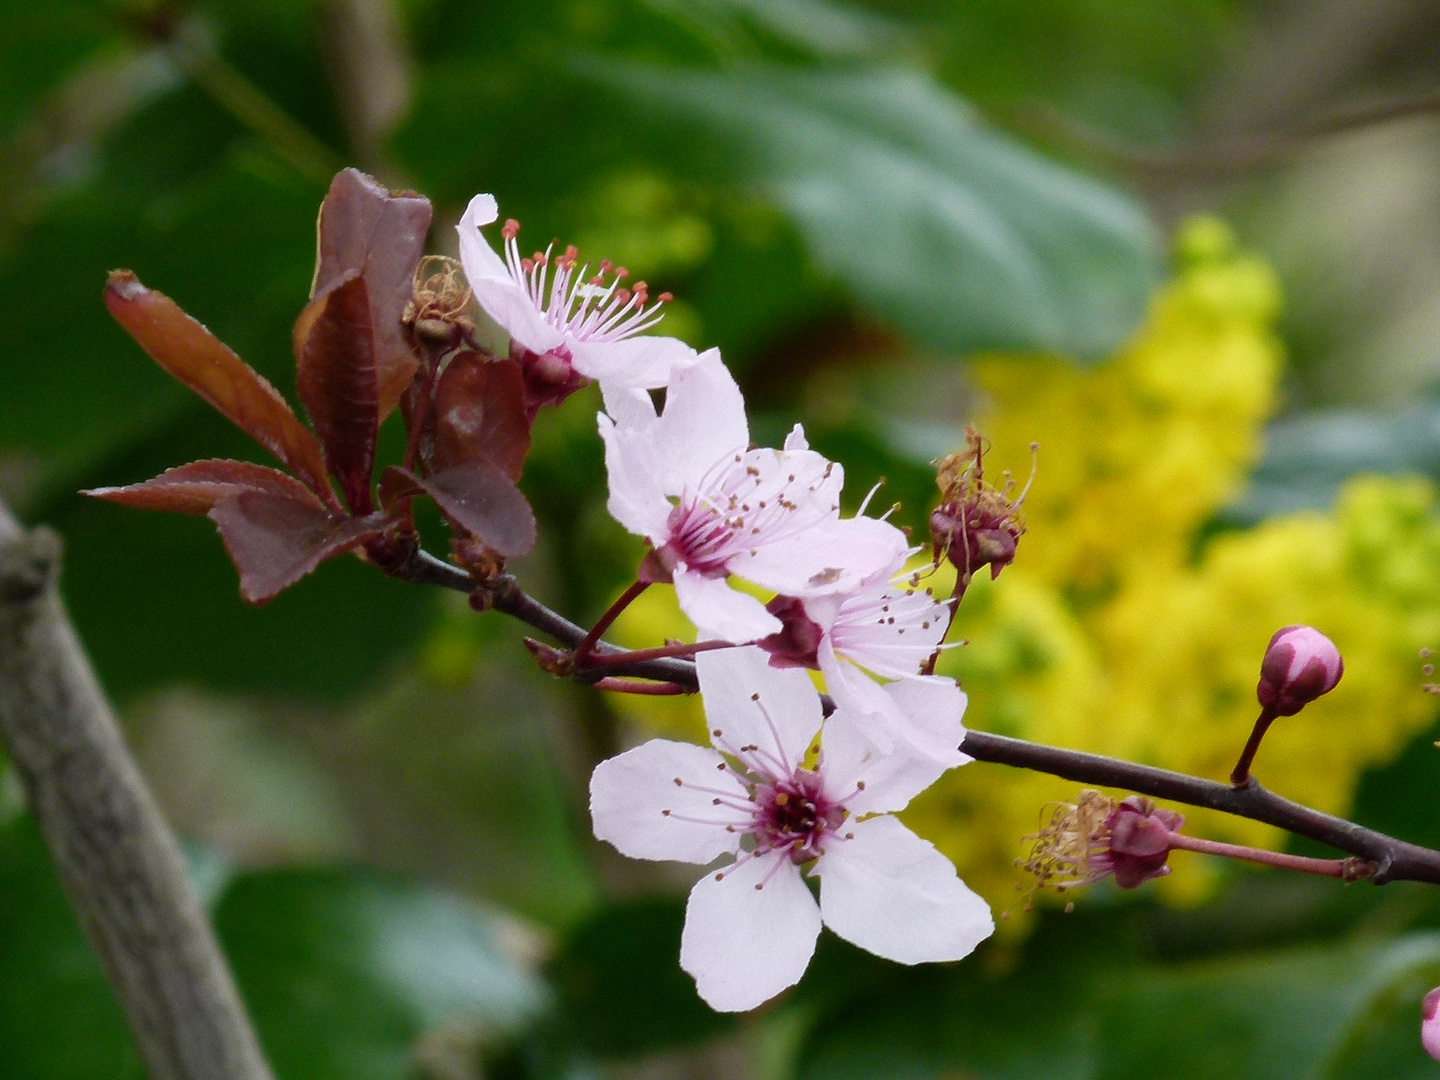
6 1 1440 1079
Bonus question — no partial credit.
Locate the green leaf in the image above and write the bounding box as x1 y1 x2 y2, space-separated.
215 867 549 1080
0 816 144 1080
580 63 1161 360
798 912 1440 1080
1092 935 1440 1080
798 947 1097 1080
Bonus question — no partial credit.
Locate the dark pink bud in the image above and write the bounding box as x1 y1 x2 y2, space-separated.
757 596 823 670
930 427 1030 592
1257 625 1343 717
1093 796 1184 889
511 342 589 416
1423 987 1440 1061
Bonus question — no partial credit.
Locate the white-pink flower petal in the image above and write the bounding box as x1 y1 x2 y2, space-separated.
820 678 968 816
648 350 748 489
680 850 822 1012
598 414 672 541
590 740 748 864
457 192 689 393
815 814 993 965
456 195 566 355
674 570 782 644
697 647 821 775
819 642 967 764
736 516 909 601
574 335 698 394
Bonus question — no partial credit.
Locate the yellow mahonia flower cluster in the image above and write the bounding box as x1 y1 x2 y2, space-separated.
610 217 1440 919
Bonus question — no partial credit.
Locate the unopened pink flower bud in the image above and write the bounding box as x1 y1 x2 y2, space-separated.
1423 987 1440 1061
1257 625 1343 717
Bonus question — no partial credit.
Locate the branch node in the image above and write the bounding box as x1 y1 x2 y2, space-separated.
0 525 61 603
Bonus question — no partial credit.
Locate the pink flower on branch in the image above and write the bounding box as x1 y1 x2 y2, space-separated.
589 647 992 1012
759 561 961 762
457 194 697 410
599 352 908 644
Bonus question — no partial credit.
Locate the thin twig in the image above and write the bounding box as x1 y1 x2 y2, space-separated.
1165 833 1368 880
962 730 1440 886
165 24 344 186
0 500 274 1080
394 548 1440 887
1013 89 1440 185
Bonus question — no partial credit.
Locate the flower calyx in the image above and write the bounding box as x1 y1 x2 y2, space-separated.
1018 790 1184 899
930 427 1033 596
757 595 825 670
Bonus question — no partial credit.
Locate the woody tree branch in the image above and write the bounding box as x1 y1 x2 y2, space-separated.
0 498 273 1080
400 550 1440 887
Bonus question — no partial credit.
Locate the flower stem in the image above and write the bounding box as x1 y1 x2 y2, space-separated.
591 677 691 696
1230 708 1277 786
572 581 649 666
1167 832 1372 879
581 639 733 669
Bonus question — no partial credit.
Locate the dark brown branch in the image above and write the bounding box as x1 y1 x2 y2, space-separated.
400 551 702 685
959 730 1440 886
398 549 1440 887
0 501 274 1080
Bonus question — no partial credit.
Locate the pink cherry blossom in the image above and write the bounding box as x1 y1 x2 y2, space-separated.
599 351 909 644
758 559 961 761
1423 987 1440 1061
456 194 696 399
589 647 993 1012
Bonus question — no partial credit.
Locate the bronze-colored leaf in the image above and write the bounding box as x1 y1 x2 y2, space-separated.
82 459 324 515
430 352 531 481
313 168 432 418
104 271 337 508
294 271 379 512
209 491 388 604
394 461 536 558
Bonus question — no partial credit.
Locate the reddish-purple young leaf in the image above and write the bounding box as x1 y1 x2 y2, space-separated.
294 271 379 513
209 491 389 604
313 168 432 419
396 461 535 557
82 459 325 515
104 271 338 508
430 352 531 481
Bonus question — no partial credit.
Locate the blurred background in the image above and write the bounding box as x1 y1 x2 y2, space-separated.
9 1 1440 1077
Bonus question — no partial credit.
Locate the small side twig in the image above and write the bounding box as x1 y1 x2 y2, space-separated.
1012 89 1440 186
